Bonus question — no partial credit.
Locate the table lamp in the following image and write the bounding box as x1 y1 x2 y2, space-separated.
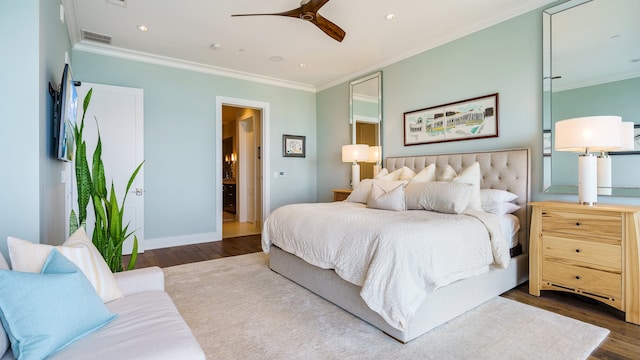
598 121 634 195
555 116 622 205
342 144 370 188
366 146 382 177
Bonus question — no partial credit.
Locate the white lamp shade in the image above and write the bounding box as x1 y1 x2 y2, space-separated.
342 144 370 163
555 116 622 152
366 146 382 163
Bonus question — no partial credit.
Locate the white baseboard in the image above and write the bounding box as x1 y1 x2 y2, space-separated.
143 231 222 251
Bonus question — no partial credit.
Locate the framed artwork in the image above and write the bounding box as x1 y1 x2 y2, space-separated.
611 124 640 155
404 93 499 146
282 134 306 158
543 130 551 156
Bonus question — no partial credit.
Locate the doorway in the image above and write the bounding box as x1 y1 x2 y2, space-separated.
220 103 264 238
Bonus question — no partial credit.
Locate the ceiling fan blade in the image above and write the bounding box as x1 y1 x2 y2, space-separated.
231 8 302 18
311 13 345 42
302 0 332 13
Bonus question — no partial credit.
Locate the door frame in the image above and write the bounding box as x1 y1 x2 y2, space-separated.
216 97 270 238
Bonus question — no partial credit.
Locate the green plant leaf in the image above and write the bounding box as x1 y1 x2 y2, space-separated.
126 236 138 271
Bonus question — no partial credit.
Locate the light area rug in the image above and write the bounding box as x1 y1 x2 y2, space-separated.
164 253 609 360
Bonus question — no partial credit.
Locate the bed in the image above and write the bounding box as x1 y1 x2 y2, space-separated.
263 148 530 343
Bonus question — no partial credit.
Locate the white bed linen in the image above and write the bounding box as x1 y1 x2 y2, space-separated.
262 202 510 331
497 214 520 248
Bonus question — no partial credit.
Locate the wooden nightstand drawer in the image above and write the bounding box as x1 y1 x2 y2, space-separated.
542 235 621 271
332 189 352 202
542 261 622 303
541 209 621 242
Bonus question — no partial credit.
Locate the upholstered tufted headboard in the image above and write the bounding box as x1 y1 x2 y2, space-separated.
386 148 530 251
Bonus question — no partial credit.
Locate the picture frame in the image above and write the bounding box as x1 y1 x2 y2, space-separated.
282 134 306 158
543 130 551 156
611 124 640 155
404 93 499 146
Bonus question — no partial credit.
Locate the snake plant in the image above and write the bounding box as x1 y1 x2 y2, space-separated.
69 88 143 272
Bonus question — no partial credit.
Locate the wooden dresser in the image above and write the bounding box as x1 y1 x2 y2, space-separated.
529 201 640 325
332 189 352 202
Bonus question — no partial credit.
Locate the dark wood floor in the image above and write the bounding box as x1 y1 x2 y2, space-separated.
127 235 640 359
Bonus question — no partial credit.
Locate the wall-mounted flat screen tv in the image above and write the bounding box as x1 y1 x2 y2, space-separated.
53 63 78 162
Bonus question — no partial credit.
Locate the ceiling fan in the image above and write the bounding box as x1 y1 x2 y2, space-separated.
231 0 346 42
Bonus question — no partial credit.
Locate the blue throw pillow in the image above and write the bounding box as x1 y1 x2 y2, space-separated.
0 249 117 360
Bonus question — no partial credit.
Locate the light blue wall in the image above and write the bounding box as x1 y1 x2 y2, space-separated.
0 0 70 256
318 6 640 206
71 52 317 244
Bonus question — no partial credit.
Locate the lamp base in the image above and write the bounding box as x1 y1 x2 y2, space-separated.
597 155 612 196
578 154 598 205
351 163 360 189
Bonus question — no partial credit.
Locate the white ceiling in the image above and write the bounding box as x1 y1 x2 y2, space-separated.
63 0 556 91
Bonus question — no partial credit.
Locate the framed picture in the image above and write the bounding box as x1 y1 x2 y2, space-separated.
282 134 306 158
611 124 640 155
543 130 551 156
404 93 499 146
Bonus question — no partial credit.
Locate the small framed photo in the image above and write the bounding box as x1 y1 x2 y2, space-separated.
282 134 305 158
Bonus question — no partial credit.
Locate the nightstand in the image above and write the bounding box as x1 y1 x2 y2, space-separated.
332 189 352 202
529 201 640 325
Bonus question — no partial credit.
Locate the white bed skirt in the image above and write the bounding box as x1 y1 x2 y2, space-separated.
269 245 529 343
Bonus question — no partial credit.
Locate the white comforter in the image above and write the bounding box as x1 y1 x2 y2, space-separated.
262 201 510 331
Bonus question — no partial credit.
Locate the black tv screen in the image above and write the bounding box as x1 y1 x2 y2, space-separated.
55 63 78 162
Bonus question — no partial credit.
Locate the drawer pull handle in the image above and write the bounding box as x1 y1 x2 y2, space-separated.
575 222 581 226
575 249 581 253
575 276 581 280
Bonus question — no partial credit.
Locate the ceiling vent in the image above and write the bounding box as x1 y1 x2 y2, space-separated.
81 30 112 44
105 0 126 7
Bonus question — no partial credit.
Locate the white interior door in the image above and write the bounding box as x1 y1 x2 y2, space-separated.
71 83 144 254
238 115 256 223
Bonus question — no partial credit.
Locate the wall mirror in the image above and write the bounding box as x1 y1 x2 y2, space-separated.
543 0 640 196
350 71 382 180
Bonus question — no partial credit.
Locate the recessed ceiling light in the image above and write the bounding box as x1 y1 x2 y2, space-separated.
210 43 222 50
385 14 395 20
137 25 149 32
270 56 284 62
299 63 307 67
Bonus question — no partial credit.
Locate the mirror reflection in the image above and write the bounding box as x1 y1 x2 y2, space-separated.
543 0 640 196
350 72 382 180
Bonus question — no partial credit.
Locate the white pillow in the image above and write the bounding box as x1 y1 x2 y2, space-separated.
439 162 482 210
410 164 436 183
374 168 389 179
378 168 402 181
399 166 416 181
480 189 518 206
345 179 373 204
366 180 406 211
405 181 473 214
8 228 123 303
483 202 521 215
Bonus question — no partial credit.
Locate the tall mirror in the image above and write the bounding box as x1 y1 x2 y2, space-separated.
543 0 640 196
350 71 382 180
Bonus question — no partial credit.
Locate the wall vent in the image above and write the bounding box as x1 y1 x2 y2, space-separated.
81 30 112 44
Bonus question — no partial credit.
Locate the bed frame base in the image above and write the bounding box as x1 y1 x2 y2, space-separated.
270 245 528 343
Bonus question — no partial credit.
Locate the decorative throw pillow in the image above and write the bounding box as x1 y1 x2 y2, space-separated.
378 168 403 181
345 179 373 203
410 164 436 183
0 249 116 360
438 162 482 210
405 181 473 214
399 166 416 181
374 168 389 179
366 180 406 211
8 228 123 303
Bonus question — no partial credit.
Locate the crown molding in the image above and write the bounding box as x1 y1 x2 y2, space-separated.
72 41 316 93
